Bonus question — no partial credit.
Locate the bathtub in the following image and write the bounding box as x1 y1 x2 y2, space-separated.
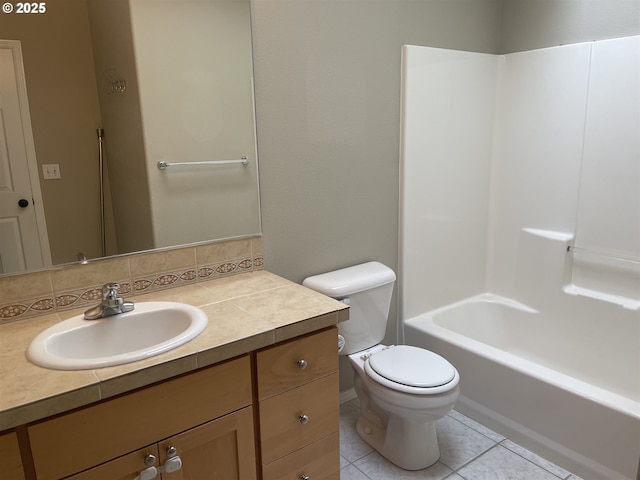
404 293 640 480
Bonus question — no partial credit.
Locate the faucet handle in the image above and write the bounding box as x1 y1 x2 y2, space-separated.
102 283 121 300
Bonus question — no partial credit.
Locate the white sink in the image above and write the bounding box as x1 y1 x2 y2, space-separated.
27 302 208 370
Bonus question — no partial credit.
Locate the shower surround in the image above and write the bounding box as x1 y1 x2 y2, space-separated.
399 37 639 480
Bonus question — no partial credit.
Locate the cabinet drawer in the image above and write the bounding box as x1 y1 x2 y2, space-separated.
28 356 251 480
262 432 339 480
0 431 25 480
257 327 338 399
259 372 339 464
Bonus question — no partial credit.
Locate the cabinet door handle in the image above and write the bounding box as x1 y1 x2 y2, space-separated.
162 456 183 473
297 358 308 370
134 466 158 480
299 414 310 424
301 475 311 480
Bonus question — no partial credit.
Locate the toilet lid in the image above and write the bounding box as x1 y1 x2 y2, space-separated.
368 345 456 388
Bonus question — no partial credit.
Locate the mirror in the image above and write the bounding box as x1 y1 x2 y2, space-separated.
0 0 260 275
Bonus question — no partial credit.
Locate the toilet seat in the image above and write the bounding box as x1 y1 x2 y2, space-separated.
364 345 459 395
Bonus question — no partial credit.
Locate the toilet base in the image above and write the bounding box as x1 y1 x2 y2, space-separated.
355 410 440 470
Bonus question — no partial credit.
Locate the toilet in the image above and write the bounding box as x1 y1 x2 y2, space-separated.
303 261 459 470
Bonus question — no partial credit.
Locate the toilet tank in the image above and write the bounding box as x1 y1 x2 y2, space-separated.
302 262 396 355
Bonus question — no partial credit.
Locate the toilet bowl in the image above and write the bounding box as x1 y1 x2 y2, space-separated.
302 262 460 470
349 344 459 470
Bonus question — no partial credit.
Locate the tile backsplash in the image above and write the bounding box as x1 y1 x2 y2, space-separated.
0 236 263 324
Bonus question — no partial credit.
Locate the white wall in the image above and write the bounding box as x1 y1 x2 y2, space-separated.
486 43 592 301
399 46 498 320
401 36 640 317
489 37 640 310
571 37 640 301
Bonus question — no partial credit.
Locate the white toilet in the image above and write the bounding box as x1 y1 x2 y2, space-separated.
303 261 460 470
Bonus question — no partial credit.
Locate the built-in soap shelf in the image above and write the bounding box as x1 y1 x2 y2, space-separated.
563 284 639 310
522 228 640 311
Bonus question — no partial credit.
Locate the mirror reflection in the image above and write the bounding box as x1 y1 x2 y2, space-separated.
0 0 260 275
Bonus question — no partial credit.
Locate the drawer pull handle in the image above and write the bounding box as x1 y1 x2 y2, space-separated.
297 358 308 370
299 414 310 424
301 476 310 480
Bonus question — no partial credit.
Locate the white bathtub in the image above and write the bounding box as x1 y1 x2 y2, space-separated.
404 293 640 480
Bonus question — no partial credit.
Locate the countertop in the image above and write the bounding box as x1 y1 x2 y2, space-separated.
0 270 348 431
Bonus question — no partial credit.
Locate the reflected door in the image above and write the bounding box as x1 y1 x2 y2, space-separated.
0 40 51 273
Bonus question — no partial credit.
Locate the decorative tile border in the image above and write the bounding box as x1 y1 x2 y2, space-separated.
198 257 254 281
0 297 56 322
0 236 263 325
133 269 198 295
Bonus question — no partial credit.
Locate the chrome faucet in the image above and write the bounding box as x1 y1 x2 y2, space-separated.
84 283 135 320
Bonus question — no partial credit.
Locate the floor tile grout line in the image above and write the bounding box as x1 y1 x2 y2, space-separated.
446 411 504 443
497 439 571 480
448 442 503 476
445 412 573 479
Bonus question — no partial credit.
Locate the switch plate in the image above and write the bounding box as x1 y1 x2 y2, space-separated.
42 164 61 179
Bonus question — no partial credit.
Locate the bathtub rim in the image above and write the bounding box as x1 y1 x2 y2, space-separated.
403 292 640 420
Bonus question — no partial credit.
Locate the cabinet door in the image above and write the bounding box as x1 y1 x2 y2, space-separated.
0 431 25 480
159 406 256 480
66 446 160 480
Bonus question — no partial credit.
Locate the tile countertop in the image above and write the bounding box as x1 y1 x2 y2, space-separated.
0 270 348 431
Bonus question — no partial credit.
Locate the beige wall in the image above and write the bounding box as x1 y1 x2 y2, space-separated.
250 0 502 391
87 0 154 255
500 0 640 53
129 0 260 247
0 0 106 264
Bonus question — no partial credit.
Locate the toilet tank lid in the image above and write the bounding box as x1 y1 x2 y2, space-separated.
302 261 396 298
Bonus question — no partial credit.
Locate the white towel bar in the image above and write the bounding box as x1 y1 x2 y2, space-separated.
157 157 248 170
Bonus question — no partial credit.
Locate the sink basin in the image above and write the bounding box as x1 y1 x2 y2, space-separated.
27 302 208 370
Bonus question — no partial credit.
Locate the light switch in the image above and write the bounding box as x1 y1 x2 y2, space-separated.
42 164 61 179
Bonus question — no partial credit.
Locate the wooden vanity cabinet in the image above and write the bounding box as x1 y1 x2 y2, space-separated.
27 356 254 480
21 327 341 480
256 327 340 480
0 431 26 480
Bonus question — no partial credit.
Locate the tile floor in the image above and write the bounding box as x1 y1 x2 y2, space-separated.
339 398 584 480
